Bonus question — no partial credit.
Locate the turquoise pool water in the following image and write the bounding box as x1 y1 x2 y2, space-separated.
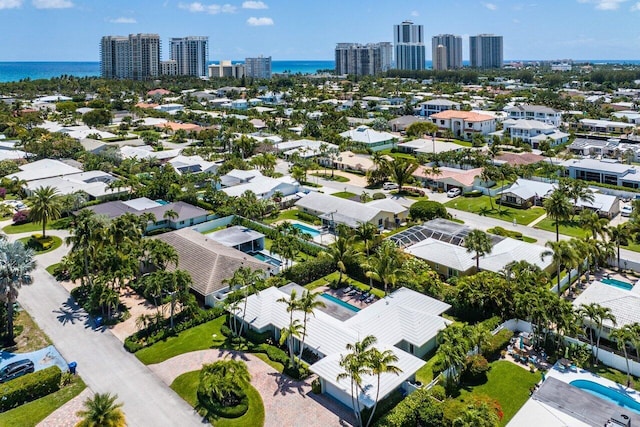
252 252 282 267
155 199 169 205
321 293 360 312
570 379 640 414
293 223 321 238
602 278 634 291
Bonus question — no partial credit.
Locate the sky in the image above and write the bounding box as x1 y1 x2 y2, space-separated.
0 0 640 62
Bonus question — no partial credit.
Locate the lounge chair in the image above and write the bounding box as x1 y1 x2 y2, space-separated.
343 286 353 294
364 295 375 304
360 292 370 301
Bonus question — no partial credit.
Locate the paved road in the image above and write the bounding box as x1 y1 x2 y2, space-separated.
5 231 207 427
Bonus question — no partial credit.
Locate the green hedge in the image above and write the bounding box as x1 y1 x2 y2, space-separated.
283 257 336 285
488 226 523 240
409 200 450 222
0 366 62 412
463 189 483 198
203 392 249 419
232 216 323 256
483 328 514 360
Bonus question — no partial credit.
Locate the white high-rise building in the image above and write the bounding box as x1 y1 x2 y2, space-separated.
431 34 462 70
208 60 245 78
100 34 161 80
470 34 503 69
169 36 209 77
393 20 425 71
245 56 272 79
334 42 392 76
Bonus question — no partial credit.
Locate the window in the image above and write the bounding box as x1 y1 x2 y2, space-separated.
440 120 445 125
447 268 459 277
378 218 383 226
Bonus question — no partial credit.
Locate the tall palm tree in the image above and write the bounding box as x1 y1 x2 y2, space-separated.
354 221 378 287
66 209 102 287
297 291 326 359
337 335 377 427
465 229 493 271
320 236 356 286
578 210 609 240
542 240 578 297
279 319 303 368
560 179 595 220
611 327 633 386
365 348 402 427
75 392 126 427
363 241 405 295
277 289 300 366
28 185 62 238
223 266 263 336
578 303 600 362
387 158 418 192
594 305 616 362
544 189 573 242
0 240 36 343
163 209 179 223
607 223 630 271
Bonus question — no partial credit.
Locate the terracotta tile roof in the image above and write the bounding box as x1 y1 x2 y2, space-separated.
147 88 172 96
495 152 546 165
430 110 495 122
157 122 201 131
415 166 482 187
135 102 159 109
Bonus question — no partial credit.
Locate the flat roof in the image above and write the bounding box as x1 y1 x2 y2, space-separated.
208 226 264 247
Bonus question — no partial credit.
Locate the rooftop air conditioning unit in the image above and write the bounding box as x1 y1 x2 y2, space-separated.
609 413 631 427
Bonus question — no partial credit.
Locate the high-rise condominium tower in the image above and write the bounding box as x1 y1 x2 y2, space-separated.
434 45 448 71
431 34 462 70
100 34 161 80
469 34 503 69
170 36 209 77
245 56 272 79
393 20 425 71
335 42 392 76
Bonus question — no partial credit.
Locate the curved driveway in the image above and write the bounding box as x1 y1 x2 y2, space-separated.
149 349 355 427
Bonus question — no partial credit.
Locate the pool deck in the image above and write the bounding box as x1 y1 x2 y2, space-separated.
546 364 640 404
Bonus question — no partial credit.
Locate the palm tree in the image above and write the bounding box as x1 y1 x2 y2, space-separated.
607 223 629 271
297 290 326 359
320 236 356 286
578 303 600 362
0 240 36 343
337 335 377 427
480 166 499 210
75 392 126 427
560 179 595 220
544 189 573 242
387 158 418 192
279 319 303 367
363 241 405 295
365 348 402 427
542 240 578 297
578 210 609 240
277 289 300 366
354 221 378 287
611 327 633 386
163 209 179 223
198 360 251 408
223 266 263 337
594 305 616 362
465 229 493 271
28 185 62 238
66 210 102 287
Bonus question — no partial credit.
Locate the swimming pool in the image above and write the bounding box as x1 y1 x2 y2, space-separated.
570 379 640 414
602 278 634 291
252 252 282 267
293 223 321 238
321 293 360 312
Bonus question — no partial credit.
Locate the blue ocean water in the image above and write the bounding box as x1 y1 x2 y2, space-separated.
1 59 639 83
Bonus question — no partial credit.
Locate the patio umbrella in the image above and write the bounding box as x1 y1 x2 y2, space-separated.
520 336 524 349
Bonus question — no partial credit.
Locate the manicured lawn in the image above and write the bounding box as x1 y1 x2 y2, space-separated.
623 241 640 253
17 235 63 254
445 196 546 225
264 209 316 225
171 370 265 427
310 173 349 183
457 361 541 426
135 316 227 365
585 363 640 392
2 218 72 234
415 353 439 385
332 191 358 199
45 263 59 276
2 309 52 353
0 376 86 427
534 218 591 239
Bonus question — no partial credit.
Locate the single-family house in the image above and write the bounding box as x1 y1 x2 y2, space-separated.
328 151 379 173
504 104 562 126
168 155 220 175
418 99 461 117
413 166 485 192
561 158 640 188
397 138 465 156
155 228 271 306
388 116 428 132
274 139 338 159
576 119 636 134
233 285 451 410
429 110 496 140
220 171 299 200
207 225 265 253
501 119 569 148
295 192 408 230
339 126 397 152
119 145 183 162
7 159 82 182
23 170 127 201
0 139 29 161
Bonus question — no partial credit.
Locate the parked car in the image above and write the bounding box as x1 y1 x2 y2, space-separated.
621 205 633 217
446 188 462 198
383 182 399 190
0 359 34 383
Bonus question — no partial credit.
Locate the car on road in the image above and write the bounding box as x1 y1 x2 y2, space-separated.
0 359 34 383
383 182 399 190
446 188 462 198
621 205 633 217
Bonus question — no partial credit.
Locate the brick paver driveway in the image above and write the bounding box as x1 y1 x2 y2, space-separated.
149 349 355 427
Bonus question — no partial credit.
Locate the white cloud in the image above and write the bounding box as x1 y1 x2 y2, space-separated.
242 1 267 9
410 10 419 16
577 0 628 10
247 16 273 26
631 1 640 10
109 17 137 24
178 2 236 14
32 0 73 8
482 2 498 10
0 0 22 9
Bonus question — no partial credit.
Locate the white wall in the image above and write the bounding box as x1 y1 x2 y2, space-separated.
565 336 640 377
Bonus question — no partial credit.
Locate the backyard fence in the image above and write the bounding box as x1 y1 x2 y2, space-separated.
565 336 640 378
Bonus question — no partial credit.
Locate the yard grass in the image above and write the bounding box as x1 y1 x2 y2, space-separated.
2 218 72 234
415 353 439 385
171 370 265 427
623 241 640 253
304 271 386 298
45 263 60 276
17 235 63 254
534 218 591 239
263 209 316 225
0 376 86 427
2 309 52 353
585 363 640 392
456 361 540 426
445 195 546 225
135 316 227 365
310 172 350 183
331 191 358 200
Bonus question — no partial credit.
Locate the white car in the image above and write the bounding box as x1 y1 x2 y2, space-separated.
621 205 633 217
383 182 399 190
446 188 462 198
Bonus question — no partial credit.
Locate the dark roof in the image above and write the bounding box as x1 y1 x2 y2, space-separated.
85 200 207 223
154 228 270 296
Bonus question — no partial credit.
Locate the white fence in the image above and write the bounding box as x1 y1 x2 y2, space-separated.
491 318 533 335
565 336 640 378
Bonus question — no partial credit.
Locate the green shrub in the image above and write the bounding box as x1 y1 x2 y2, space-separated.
376 388 443 427
463 354 490 382
409 200 450 222
483 329 514 360
283 257 336 285
220 324 233 337
296 211 320 224
311 378 321 394
372 192 386 200
255 344 289 366
488 226 523 240
464 189 483 198
207 394 249 419
0 366 62 412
